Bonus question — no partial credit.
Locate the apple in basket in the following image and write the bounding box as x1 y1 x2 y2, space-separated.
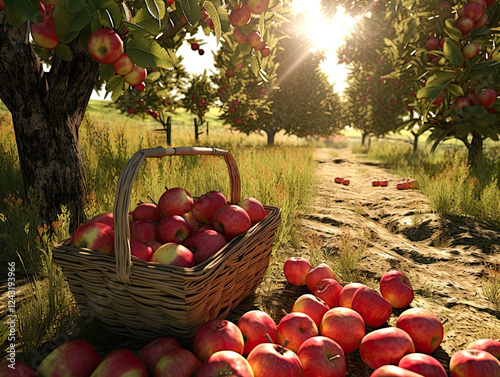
154 348 202 377
237 197 267 224
157 187 194 217
320 307 365 355
291 294 330 329
297 336 347 377
183 229 227 264
305 263 336 294
89 349 147 377
150 243 195 267
130 220 157 242
132 202 161 223
183 209 203 234
71 222 114 255
283 256 311 286
130 238 154 261
193 319 245 362
156 215 191 244
277 312 318 353
212 204 251 241
193 190 227 224
88 212 114 229
0 360 37 377
37 339 101 377
236 310 278 356
246 342 303 377
138 337 181 376
197 350 253 377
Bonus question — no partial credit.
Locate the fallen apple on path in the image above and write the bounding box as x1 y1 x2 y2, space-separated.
379 270 414 308
467 338 500 359
246 342 303 377
305 263 336 294
283 256 311 286
320 307 365 354
236 309 278 356
197 350 253 377
138 336 181 375
338 282 367 308
297 336 346 377
193 319 244 362
89 349 147 377
316 278 343 308
398 353 447 377
351 286 392 328
449 349 500 377
396 307 443 354
277 312 318 353
291 293 330 329
370 365 425 377
154 348 202 377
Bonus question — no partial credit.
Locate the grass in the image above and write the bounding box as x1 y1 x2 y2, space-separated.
483 266 500 310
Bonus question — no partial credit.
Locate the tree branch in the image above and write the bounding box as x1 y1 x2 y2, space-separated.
155 11 186 42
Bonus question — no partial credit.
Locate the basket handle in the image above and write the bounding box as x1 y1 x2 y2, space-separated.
113 146 241 284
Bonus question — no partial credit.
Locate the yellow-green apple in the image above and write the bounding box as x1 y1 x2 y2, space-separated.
87 28 123 64
144 240 162 252
398 353 447 377
154 348 202 377
396 308 443 354
233 27 247 43
276 312 318 353
229 5 251 27
193 319 244 362
130 238 154 261
192 190 227 223
236 310 278 356
158 187 194 217
89 349 147 377
246 342 303 377
449 349 500 377
197 350 253 377
297 336 346 377
475 88 497 108
156 215 191 244
316 278 343 308
212 204 251 240
370 365 425 377
305 263 336 294
320 307 365 354
123 65 147 86
0 360 37 377
246 0 269 14
359 327 415 370
183 209 203 233
246 31 263 48
132 202 161 223
88 212 114 229
130 220 157 242
112 52 134 75
31 4 59 50
71 222 114 255
150 242 195 267
464 2 484 21
379 270 414 308
462 42 480 59
283 256 311 286
183 229 227 264
237 197 266 224
291 294 330 329
351 286 392 328
338 282 367 308
467 339 500 359
37 339 101 377
138 336 181 375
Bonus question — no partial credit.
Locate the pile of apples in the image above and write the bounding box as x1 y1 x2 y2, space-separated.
71 187 267 268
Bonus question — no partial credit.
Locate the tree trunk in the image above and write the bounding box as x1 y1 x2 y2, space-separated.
411 131 419 153
467 131 484 167
266 129 276 145
0 14 99 226
361 132 367 146
194 118 199 142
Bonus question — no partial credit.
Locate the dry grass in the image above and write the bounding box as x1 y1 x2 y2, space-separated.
482 266 500 310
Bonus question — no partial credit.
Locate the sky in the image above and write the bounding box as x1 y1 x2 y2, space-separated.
91 0 356 100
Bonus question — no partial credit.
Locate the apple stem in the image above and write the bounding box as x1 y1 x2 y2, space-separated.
264 333 273 342
147 195 157 205
329 355 341 361
282 339 290 350
281 309 288 316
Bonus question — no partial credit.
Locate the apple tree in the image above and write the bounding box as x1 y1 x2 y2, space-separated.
0 0 275 225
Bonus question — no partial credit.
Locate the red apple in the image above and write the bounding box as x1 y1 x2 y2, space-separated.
87 28 123 64
156 215 191 244
71 222 114 255
396 307 444 354
246 0 269 14
158 187 194 217
144 240 162 252
198 350 253 377
132 202 161 223
237 310 278 356
183 229 227 264
360 327 415 370
297 336 346 377
134 82 146 92
130 220 157 242
283 257 311 286
212 204 251 240
123 65 147 86
398 353 447 377
150 242 195 267
261 47 271 58
471 0 488 9
464 2 484 21
246 342 303 377
0 0 5 10
130 238 153 261
276 312 318 353
379 270 414 308
467 339 500 359
233 27 247 43
474 12 488 28
226 69 235 78
183 209 203 233
90 349 147 377
247 31 263 48
154 348 202 377
449 349 500 377
425 37 440 51
37 339 101 377
454 97 472 110
338 282 367 308
457 17 475 35
88 212 114 229
229 4 251 27
31 5 59 50
320 307 365 354
112 52 134 75
316 278 343 308
138 337 181 375
370 365 425 377
193 319 244 362
291 294 330 329
462 43 480 59
192 190 227 223
0 360 37 377
305 263 336 294
237 197 267 224
475 88 497 108
351 286 393 328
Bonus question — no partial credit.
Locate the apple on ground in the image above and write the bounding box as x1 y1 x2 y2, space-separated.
0 360 37 377
359 327 415 370
467 339 500 359
228 5 251 27
138 336 181 376
197 350 253 377
183 209 203 233
130 220 157 242
305 263 336 294
71 222 114 255
157 187 194 217
284 256 311 286
193 319 244 362
31 4 59 50
246 0 269 14
130 238 154 261
246 342 303 377
87 28 123 64
236 310 278 356
132 202 161 223
370 365 425 377
379 270 414 308
297 336 346 377
212 204 251 240
316 278 343 308
449 349 500 377
89 349 147 377
192 191 227 223
88 212 114 229
338 282 367 308
320 307 365 355
183 229 227 264
150 242 195 267
156 215 191 244
351 286 393 328
276 312 318 353
396 307 444 354
112 52 135 76
398 353 447 377
238 197 267 224
37 339 101 377
291 293 330 329
154 348 202 377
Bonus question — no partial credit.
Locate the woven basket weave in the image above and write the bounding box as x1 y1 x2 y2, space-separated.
53 146 281 347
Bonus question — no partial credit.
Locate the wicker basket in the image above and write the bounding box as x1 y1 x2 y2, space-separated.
53 146 281 347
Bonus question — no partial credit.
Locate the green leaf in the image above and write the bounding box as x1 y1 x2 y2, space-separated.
203 1 221 40
444 19 462 42
54 44 73 61
446 84 464 97
144 0 165 22
95 0 122 30
126 37 174 69
455 122 473 138
53 1 95 44
99 63 115 82
106 75 124 97
217 6 230 33
123 21 152 35
146 70 162 82
130 8 166 35
4 0 39 24
180 0 201 26
259 11 266 38
443 38 464 66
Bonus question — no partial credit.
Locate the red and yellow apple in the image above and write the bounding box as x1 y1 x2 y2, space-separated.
316 278 343 308
398 353 447 377
112 52 134 76
183 229 227 264
297 336 346 377
123 65 147 87
154 348 202 377
87 28 123 64
305 263 336 294
89 349 147 377
276 312 318 353
212 204 251 240
338 282 367 308
291 293 330 329
449 349 500 377
396 307 443 354
193 319 244 362
237 197 266 224
197 350 253 377
379 270 414 308
236 309 277 356
150 242 195 267
71 222 114 255
370 365 425 377
157 215 191 244
467 339 500 359
351 286 392 328
138 337 181 376
132 202 161 223
284 257 312 286
247 342 303 377
192 190 227 223
320 307 365 354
